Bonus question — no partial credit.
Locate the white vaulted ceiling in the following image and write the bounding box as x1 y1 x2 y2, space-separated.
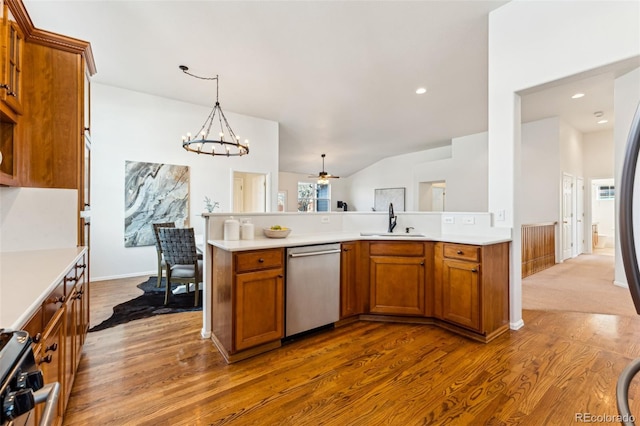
23 1 628 178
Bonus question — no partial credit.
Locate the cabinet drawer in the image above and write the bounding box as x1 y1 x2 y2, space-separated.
235 249 283 273
369 242 424 257
42 281 65 328
22 306 44 344
443 244 480 262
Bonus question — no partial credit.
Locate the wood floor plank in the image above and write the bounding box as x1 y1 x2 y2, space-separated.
63 278 640 425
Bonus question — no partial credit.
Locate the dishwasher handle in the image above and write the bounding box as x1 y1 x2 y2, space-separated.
289 248 341 258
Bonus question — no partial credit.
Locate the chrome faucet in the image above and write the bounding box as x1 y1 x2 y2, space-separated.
388 203 397 233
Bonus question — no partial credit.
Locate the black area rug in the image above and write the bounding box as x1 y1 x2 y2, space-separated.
89 276 202 332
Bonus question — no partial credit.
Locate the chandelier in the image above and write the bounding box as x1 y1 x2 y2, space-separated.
180 65 249 156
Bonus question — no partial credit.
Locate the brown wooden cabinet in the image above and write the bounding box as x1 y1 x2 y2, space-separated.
369 241 428 316
434 242 509 339
211 247 285 363
340 241 362 318
36 308 64 425
0 6 23 115
21 252 89 425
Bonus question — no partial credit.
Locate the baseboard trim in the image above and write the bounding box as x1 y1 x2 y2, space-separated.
510 319 525 330
614 280 629 288
91 271 155 282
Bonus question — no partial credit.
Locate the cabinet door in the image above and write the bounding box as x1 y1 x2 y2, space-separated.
370 256 425 316
340 242 359 318
63 288 77 407
234 269 284 351
441 259 481 331
37 309 64 424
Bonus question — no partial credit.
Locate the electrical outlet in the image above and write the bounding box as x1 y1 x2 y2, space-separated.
321 216 330 224
443 216 454 224
462 217 475 225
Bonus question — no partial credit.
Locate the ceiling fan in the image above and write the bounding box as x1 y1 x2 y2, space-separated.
309 154 340 184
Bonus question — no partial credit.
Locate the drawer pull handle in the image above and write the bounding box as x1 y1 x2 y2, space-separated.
343 248 350 252
45 343 58 352
258 258 264 263
33 333 42 344
457 250 463 255
278 274 284 278
420 261 425 266
39 354 53 364
471 268 478 273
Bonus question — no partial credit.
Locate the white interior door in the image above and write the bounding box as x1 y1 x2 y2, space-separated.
233 177 244 212
432 187 445 212
562 173 574 260
576 177 584 255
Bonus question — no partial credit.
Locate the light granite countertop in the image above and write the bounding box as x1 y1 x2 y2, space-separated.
1 247 86 330
208 231 511 252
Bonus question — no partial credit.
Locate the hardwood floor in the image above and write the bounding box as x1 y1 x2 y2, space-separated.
64 277 640 425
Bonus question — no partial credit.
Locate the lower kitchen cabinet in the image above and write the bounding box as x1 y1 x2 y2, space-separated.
211 247 285 362
434 242 509 338
20 252 89 425
369 242 428 316
35 308 64 425
235 268 284 351
340 241 361 318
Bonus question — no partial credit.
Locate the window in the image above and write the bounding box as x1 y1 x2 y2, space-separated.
597 185 615 200
297 182 331 212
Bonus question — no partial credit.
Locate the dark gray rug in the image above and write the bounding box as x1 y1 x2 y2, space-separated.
89 276 202 332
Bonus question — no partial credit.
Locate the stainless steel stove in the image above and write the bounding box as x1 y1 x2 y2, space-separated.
0 330 59 426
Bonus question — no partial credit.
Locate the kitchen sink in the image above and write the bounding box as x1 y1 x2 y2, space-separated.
360 232 427 238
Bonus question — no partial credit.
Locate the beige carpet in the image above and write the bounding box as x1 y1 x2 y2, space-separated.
522 253 639 317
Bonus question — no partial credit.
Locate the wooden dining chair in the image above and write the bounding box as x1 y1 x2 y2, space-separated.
158 227 202 306
152 222 175 288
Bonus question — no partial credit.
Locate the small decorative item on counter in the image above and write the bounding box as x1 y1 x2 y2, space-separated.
263 225 292 239
204 196 220 213
240 218 254 240
223 217 240 240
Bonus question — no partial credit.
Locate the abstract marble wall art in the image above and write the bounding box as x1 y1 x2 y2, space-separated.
374 187 405 212
124 161 189 247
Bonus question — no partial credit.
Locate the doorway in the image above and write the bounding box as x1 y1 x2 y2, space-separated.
418 181 446 212
232 171 268 213
591 178 615 255
562 173 574 261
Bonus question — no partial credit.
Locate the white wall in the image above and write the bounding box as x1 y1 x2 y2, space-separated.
0 188 77 251
520 117 560 224
583 130 614 179
91 83 279 280
614 67 640 287
347 133 488 213
488 0 640 328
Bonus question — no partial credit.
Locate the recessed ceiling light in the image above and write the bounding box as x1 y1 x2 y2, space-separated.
572 93 585 99
597 119 608 124
416 87 427 95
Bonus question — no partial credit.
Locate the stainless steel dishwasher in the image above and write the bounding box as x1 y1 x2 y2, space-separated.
286 243 341 337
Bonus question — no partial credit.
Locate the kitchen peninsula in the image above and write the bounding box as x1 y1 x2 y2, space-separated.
203 212 511 363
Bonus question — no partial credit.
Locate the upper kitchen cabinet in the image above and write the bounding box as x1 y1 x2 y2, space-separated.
0 0 96 188
0 5 23 116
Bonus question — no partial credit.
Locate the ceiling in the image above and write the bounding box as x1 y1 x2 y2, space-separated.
22 1 632 178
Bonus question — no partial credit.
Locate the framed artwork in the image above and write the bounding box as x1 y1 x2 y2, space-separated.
374 187 405 212
124 160 189 247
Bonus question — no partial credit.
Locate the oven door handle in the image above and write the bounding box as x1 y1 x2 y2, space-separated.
33 382 60 426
